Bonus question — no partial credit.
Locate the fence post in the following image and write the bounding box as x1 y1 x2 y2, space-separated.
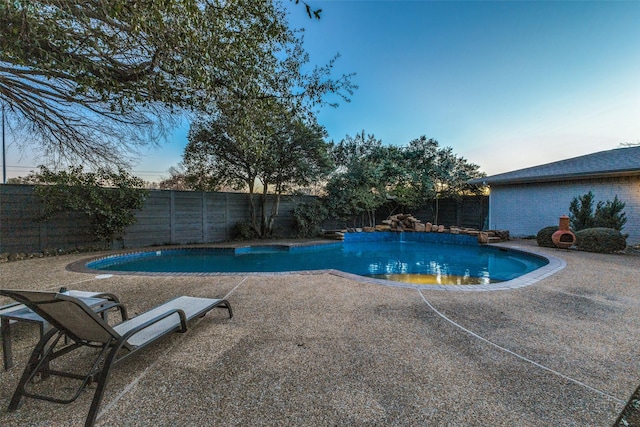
170 191 176 244
224 192 230 240
202 191 208 243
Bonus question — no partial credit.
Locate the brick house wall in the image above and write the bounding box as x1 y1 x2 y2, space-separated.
488 175 640 244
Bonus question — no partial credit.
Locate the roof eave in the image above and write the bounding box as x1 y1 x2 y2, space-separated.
477 169 640 186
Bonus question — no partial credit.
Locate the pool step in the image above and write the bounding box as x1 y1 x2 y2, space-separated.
323 231 345 240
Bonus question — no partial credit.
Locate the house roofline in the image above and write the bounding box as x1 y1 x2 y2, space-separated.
471 169 640 186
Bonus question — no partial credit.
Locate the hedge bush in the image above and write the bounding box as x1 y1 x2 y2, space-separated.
575 227 627 253
536 226 559 248
293 199 329 238
233 221 258 240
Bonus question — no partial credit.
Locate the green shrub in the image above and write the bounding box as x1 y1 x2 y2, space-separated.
32 165 147 248
594 196 627 231
569 192 627 231
569 192 595 231
292 199 329 238
233 221 258 240
536 226 559 248
575 227 626 253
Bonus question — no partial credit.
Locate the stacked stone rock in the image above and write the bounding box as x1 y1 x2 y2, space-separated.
379 214 424 232
323 213 510 243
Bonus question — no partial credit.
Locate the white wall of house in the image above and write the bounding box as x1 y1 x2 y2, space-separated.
488 175 640 245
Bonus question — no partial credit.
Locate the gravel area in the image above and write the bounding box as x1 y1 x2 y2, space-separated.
0 240 638 426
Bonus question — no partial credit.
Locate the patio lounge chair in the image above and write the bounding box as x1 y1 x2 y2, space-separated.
1 289 128 370
0 289 233 427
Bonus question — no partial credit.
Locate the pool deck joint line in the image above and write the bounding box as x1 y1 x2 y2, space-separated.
417 289 624 403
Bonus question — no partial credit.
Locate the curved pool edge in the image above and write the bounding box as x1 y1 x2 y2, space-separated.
333 243 566 292
68 241 566 292
66 241 339 274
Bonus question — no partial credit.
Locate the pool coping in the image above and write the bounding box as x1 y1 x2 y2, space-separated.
68 240 566 292
329 243 566 292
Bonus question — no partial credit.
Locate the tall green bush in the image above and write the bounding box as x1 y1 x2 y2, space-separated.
569 192 627 231
32 166 147 247
594 196 627 231
569 192 595 231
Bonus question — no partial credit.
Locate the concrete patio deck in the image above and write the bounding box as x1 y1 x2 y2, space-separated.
0 239 638 426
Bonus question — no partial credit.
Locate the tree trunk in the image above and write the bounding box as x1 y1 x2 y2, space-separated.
266 189 282 237
247 180 260 236
259 185 268 237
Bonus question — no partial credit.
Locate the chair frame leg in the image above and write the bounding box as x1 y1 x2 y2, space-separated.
217 299 233 318
84 337 130 427
8 329 111 410
8 328 60 410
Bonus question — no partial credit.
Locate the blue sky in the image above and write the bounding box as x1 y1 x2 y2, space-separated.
292 1 640 176
4 0 640 181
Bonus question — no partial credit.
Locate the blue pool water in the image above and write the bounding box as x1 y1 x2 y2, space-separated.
87 233 548 285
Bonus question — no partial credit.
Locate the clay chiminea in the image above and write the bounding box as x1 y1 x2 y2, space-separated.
552 215 576 249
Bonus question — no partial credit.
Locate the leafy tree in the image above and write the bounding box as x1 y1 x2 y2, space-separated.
159 164 193 191
428 144 485 224
331 130 385 169
1 0 354 164
324 133 485 226
388 137 439 211
380 138 484 224
324 163 386 227
183 100 333 237
325 131 387 227
30 165 147 247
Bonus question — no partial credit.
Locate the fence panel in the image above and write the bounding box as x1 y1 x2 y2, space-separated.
0 185 95 253
205 192 232 242
172 191 204 244
1 185 488 253
122 191 172 248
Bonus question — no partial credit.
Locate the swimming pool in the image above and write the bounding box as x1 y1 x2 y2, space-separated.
85 233 550 286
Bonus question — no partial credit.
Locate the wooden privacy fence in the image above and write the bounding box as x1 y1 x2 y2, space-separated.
0 185 487 253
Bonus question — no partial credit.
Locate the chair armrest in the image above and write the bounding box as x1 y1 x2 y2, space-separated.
119 309 188 344
94 302 129 321
92 292 121 304
91 293 128 320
